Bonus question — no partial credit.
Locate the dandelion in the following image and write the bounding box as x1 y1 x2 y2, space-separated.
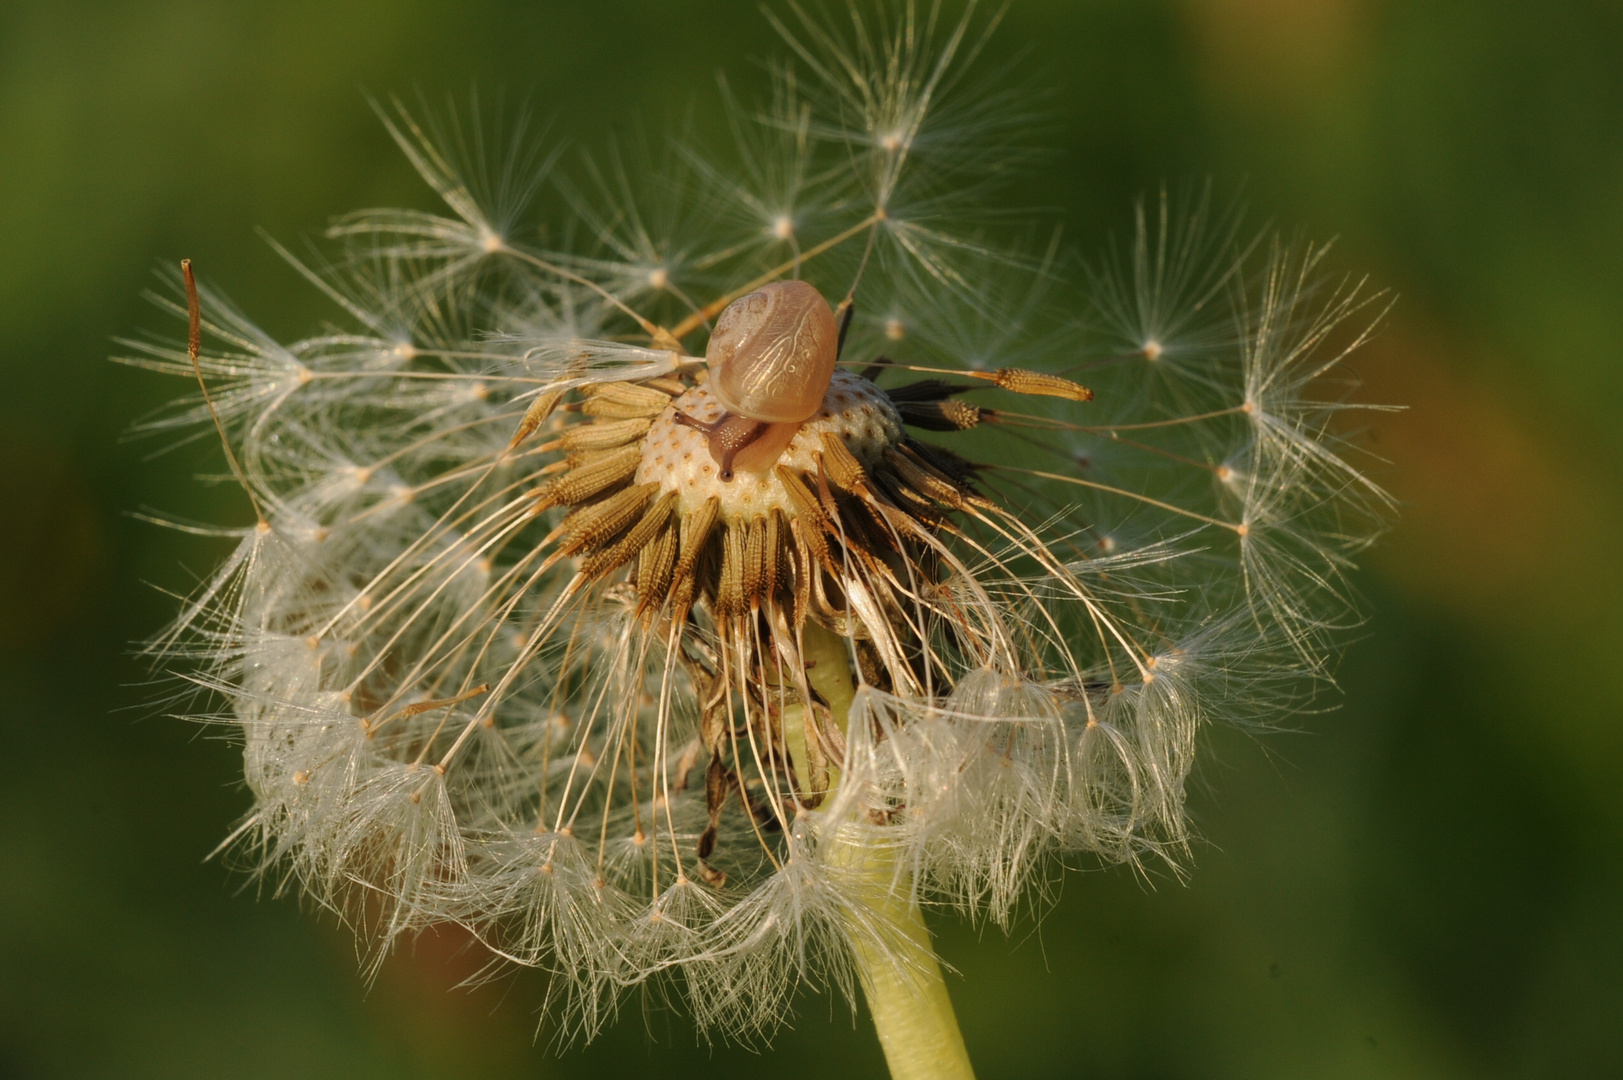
128 3 1390 1077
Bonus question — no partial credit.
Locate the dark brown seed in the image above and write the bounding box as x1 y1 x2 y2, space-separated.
908 439 980 486
764 508 785 602
774 466 834 570
699 751 730 861
818 432 869 492
671 496 721 619
548 416 654 451
530 444 643 510
883 378 972 403
638 376 688 396
506 389 567 449
896 398 983 431
742 516 765 610
983 367 1093 402
635 519 679 617
884 447 966 510
580 489 676 578
788 519 815 629
556 482 659 555
716 524 746 620
581 381 674 418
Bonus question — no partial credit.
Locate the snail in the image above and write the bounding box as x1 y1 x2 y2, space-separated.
677 279 840 481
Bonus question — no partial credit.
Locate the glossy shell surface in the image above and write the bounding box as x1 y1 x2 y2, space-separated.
705 280 838 423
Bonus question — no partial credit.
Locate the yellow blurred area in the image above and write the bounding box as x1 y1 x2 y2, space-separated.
1183 0 1373 98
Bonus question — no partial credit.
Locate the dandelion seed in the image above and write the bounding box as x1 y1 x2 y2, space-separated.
132 3 1389 1075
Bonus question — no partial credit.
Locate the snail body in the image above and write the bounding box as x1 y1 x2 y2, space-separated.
678 280 839 481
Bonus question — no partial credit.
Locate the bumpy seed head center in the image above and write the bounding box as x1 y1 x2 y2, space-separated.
637 369 903 520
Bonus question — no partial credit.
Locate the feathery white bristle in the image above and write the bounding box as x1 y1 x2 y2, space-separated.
132 0 1390 1045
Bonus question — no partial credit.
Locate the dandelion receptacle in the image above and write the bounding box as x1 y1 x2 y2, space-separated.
128 3 1390 1076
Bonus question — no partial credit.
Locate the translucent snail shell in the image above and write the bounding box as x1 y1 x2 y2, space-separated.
705 280 838 423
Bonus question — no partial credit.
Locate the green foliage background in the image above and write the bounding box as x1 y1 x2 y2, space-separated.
2 1 1620 1076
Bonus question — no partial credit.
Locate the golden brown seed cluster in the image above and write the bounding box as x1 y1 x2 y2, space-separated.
526 367 977 622
515 361 1068 877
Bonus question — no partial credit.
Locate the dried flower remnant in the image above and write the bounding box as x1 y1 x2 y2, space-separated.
127 1 1390 1072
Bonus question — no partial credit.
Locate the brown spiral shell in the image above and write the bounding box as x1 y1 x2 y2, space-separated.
704 280 838 423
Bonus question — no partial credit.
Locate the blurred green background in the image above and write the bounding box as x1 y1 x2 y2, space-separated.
3 1 1621 1077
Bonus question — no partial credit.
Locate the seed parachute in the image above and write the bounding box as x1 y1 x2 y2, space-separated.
126 0 1391 1051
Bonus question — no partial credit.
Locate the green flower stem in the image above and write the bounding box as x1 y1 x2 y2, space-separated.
791 622 977 1080
823 831 977 1080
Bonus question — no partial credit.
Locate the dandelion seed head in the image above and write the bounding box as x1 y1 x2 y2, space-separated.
637 371 902 518
131 0 1391 1047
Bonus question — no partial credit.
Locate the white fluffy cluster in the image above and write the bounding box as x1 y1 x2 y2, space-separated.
129 0 1389 1042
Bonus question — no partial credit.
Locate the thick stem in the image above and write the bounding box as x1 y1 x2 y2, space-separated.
796 622 977 1080
823 831 976 1080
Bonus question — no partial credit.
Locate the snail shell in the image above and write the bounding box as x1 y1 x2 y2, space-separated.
705 280 838 423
